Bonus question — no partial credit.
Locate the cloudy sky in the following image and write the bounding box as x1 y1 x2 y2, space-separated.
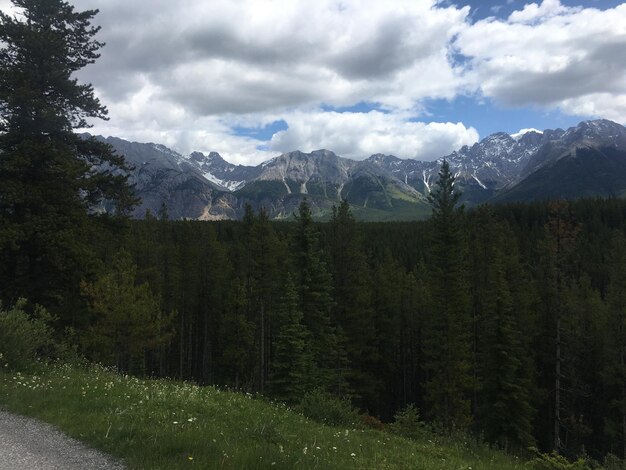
3 0 625 164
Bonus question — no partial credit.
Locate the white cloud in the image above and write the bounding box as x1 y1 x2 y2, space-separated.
508 0 570 23
71 0 475 163
80 0 468 114
456 1 626 121
4 0 626 164
559 93 626 123
511 127 543 139
92 96 479 164
269 111 479 161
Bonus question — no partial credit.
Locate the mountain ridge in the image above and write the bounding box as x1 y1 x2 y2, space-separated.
87 119 626 220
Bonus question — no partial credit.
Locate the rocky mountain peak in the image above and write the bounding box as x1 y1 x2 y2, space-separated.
367 153 403 166
562 119 626 148
309 149 339 159
516 130 545 146
189 151 227 165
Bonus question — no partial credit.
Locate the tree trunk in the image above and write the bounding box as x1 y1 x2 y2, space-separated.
179 311 184 380
555 314 561 453
260 302 265 393
619 338 626 459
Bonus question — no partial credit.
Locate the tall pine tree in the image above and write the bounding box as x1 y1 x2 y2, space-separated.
0 0 136 315
602 232 626 458
269 274 314 403
292 199 348 395
423 160 472 432
329 200 380 407
469 207 535 450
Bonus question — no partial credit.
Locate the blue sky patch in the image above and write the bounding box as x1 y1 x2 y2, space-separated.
231 120 288 141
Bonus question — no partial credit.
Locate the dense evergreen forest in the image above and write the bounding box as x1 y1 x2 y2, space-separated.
7 177 626 461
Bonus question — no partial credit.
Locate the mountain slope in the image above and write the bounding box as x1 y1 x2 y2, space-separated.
236 150 428 219
90 136 224 220
497 145 626 202
365 128 562 205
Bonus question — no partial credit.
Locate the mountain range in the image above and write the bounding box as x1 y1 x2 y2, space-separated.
90 119 626 221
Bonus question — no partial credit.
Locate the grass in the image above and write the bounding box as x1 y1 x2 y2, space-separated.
0 362 528 469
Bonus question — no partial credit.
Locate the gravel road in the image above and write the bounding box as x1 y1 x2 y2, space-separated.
0 410 124 469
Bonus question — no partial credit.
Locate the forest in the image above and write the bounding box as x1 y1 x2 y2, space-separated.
5 178 626 461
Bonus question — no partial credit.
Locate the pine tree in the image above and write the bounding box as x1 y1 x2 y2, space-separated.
0 0 136 313
602 232 626 458
219 279 256 389
559 275 603 457
329 200 380 407
423 160 472 432
470 208 535 450
242 206 282 393
292 199 348 394
543 201 581 453
269 274 314 403
81 251 172 373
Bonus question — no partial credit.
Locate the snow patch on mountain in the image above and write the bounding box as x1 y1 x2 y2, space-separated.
201 171 246 191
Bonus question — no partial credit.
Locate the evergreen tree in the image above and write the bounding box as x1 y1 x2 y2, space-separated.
0 0 136 314
158 202 170 221
219 279 256 389
423 160 472 432
470 208 535 450
370 250 426 419
269 274 314 402
559 275 603 458
602 232 626 458
241 205 282 393
542 201 581 453
81 250 172 374
292 199 348 394
329 200 380 407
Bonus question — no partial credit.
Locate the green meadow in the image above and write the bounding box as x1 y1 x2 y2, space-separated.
0 362 527 470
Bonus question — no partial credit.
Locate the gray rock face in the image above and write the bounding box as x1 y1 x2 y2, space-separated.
185 151 261 191
254 149 354 201
88 135 227 220
367 130 553 194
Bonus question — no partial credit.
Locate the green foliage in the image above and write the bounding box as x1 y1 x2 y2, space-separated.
241 206 283 392
424 160 472 432
218 280 256 388
0 0 135 314
389 404 430 441
601 232 626 459
297 388 360 427
292 199 349 394
603 454 626 470
0 299 55 370
427 160 462 217
328 200 380 407
269 274 314 403
469 207 536 450
529 449 591 470
81 251 173 373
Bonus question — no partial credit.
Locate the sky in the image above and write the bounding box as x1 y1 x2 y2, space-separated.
2 0 626 164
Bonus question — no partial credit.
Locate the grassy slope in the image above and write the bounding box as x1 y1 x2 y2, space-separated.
0 363 526 469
